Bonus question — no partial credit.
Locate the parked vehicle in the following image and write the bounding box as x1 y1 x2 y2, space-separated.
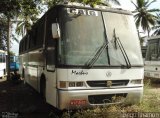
10 56 19 71
19 3 144 109
0 50 6 79
145 35 160 79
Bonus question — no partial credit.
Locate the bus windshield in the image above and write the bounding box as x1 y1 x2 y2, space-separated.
58 7 143 67
145 39 159 61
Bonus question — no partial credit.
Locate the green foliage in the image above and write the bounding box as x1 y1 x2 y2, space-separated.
0 15 7 50
132 0 160 36
10 51 16 56
152 14 160 36
0 0 21 18
16 0 42 36
43 0 120 9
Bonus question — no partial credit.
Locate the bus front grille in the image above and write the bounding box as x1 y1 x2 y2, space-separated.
86 80 129 87
88 93 127 104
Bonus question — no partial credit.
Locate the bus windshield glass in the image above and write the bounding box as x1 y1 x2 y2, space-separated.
58 7 143 67
145 39 159 61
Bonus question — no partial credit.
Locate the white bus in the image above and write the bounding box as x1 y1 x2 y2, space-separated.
145 36 160 79
19 3 144 109
0 50 6 79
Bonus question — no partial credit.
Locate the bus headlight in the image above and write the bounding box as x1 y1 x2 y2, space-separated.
69 82 76 87
69 82 84 87
59 81 85 88
130 79 143 84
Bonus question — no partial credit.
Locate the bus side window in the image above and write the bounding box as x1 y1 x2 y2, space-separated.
3 54 6 63
146 41 159 61
37 18 45 47
46 48 55 71
0 54 2 63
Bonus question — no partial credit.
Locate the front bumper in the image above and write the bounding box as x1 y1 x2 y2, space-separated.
57 87 143 109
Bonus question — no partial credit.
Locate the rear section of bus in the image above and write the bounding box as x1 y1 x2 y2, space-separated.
0 50 6 79
145 36 160 79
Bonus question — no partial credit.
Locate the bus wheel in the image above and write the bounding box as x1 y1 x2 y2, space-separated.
40 74 46 101
3 69 6 75
22 68 25 78
3 69 6 79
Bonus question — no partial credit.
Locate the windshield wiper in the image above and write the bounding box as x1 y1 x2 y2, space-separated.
85 12 110 68
85 42 109 68
113 29 131 69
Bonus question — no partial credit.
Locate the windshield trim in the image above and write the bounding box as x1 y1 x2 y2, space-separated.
56 64 143 69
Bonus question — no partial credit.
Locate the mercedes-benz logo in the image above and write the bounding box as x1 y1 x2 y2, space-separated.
106 71 112 77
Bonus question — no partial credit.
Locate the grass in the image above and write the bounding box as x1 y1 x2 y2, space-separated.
51 79 160 118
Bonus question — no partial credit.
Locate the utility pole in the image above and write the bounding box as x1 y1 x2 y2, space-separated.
7 17 11 80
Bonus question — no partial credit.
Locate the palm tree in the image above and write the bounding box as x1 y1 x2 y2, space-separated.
16 16 32 37
15 0 41 36
152 14 160 36
131 0 159 37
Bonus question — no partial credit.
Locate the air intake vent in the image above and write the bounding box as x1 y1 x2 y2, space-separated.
87 80 129 87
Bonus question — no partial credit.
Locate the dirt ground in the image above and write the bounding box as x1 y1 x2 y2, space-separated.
0 78 60 118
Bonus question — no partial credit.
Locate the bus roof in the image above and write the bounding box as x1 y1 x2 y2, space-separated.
0 50 6 53
147 35 160 41
48 2 133 15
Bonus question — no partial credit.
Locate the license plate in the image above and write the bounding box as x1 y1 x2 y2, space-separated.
70 100 86 105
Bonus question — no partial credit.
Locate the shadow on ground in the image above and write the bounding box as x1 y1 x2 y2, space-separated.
0 79 61 118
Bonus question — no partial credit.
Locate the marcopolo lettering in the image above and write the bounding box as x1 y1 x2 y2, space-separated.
71 70 88 75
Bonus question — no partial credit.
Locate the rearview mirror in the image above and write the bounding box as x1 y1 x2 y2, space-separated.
52 23 60 39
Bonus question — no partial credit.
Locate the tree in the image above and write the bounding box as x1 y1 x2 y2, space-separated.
16 0 42 36
0 0 21 79
0 16 7 50
43 0 120 9
152 13 160 36
131 0 159 37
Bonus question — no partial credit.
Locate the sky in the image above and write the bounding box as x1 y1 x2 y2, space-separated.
117 0 160 11
11 0 160 55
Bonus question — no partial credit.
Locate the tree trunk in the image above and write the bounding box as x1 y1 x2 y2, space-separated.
7 17 11 80
147 27 150 37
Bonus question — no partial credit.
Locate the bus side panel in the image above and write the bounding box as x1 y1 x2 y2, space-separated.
45 71 57 107
145 61 160 78
27 66 38 90
43 6 58 107
24 54 29 84
0 51 6 78
0 63 6 78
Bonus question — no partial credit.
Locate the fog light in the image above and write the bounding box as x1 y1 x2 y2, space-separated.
130 79 142 84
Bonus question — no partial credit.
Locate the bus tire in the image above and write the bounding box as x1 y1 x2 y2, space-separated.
3 69 6 75
40 74 46 101
3 69 6 79
22 68 25 78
